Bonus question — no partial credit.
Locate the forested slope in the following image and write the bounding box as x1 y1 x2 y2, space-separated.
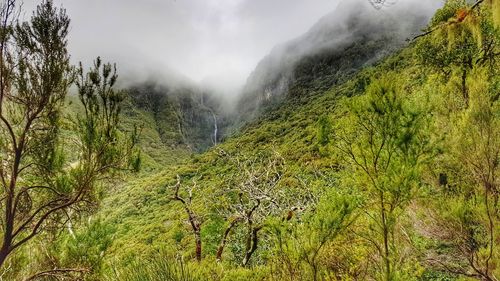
9 0 500 280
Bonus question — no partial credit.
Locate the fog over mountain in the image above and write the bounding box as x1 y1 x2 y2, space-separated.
234 0 442 121
21 0 346 93
21 0 442 97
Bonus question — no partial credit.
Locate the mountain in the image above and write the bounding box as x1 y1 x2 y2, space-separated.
121 79 234 160
117 0 436 152
12 1 500 280
236 0 432 122
86 0 454 277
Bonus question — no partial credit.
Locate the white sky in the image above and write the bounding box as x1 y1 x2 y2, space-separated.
22 0 343 91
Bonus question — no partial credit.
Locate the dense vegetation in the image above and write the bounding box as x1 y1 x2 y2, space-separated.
2 0 500 280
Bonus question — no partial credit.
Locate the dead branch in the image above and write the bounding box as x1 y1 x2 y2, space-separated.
23 267 89 281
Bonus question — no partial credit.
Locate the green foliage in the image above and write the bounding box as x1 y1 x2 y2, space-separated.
334 75 437 280
0 0 137 275
108 258 196 281
416 0 500 106
430 0 466 27
9 1 500 280
56 219 115 280
418 66 500 280
316 114 332 146
271 188 360 280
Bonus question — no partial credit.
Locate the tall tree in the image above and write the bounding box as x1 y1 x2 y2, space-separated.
424 67 499 281
0 1 134 268
334 76 435 280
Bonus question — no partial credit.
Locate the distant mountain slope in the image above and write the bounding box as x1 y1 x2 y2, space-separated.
99 46 419 275
118 1 437 152
96 1 445 269
123 81 231 154
236 0 434 122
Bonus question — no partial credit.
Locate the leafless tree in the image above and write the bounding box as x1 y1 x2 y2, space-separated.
215 150 303 266
169 175 204 262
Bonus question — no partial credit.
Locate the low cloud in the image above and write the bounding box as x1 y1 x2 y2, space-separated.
20 0 443 97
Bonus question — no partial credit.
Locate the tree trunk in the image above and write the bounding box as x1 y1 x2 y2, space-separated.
462 67 469 107
380 192 391 281
194 229 202 262
0 183 14 268
483 183 495 281
0 240 11 268
185 210 202 262
216 218 240 262
242 226 262 267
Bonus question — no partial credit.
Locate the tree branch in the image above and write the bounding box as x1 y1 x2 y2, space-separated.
23 267 89 281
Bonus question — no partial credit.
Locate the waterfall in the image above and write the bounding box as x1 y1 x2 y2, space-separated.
201 101 218 146
211 111 218 146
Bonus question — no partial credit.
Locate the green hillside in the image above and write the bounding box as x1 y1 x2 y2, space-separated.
3 0 500 280
126 81 231 154
45 2 500 280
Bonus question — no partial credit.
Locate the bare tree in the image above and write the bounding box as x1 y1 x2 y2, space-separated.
215 150 298 266
169 175 204 262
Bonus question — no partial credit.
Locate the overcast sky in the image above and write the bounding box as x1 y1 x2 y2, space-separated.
21 0 443 94
21 0 347 91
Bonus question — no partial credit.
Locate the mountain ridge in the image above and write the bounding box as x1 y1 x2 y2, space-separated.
235 0 436 123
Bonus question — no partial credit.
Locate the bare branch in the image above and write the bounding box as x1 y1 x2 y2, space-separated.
23 267 89 281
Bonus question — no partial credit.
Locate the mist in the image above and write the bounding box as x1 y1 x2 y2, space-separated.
237 0 443 115
20 0 348 93
19 0 444 106
18 0 441 94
